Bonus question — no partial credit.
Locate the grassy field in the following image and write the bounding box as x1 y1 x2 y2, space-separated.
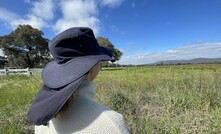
0 64 221 133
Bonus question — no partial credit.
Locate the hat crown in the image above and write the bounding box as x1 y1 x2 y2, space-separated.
49 27 100 64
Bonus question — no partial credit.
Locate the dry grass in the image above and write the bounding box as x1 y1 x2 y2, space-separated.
0 64 221 133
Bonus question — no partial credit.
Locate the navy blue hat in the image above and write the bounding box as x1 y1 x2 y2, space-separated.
28 27 115 125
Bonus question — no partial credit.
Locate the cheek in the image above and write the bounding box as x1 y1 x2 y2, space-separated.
93 67 100 77
89 63 101 81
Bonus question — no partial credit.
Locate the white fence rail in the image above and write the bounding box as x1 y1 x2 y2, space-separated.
0 68 43 75
29 68 43 74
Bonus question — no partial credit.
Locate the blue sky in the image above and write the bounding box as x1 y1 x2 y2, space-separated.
0 0 221 65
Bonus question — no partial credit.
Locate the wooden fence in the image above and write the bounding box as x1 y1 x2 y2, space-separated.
0 68 43 75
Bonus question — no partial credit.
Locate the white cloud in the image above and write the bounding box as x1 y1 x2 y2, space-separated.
100 0 124 7
121 31 126 35
110 25 119 32
118 42 221 65
0 8 20 22
14 0 55 29
54 0 100 35
0 0 55 30
131 2 136 8
30 0 55 20
11 15 47 30
0 0 124 35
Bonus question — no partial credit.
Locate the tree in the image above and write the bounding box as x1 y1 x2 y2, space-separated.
96 37 123 61
0 25 51 68
0 56 7 68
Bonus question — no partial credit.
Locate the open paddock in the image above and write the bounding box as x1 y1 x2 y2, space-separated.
0 64 221 133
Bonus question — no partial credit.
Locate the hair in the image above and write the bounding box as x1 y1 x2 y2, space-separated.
56 91 78 117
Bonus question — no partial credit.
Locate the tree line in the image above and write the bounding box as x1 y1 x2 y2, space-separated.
0 25 122 68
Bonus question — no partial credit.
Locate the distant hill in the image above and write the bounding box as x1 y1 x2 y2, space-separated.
152 58 221 65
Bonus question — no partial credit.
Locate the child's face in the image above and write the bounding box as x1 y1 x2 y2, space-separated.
87 62 101 81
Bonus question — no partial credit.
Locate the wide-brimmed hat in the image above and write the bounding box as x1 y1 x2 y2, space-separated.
28 27 115 125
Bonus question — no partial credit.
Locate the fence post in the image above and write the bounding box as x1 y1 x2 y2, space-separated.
27 68 31 75
5 68 8 75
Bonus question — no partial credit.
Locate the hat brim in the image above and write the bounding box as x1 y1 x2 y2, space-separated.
42 54 112 88
28 75 87 125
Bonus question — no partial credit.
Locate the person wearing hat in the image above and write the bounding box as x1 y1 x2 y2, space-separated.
28 27 130 134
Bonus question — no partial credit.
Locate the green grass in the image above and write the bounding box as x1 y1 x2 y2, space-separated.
0 75 42 133
1 64 221 133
